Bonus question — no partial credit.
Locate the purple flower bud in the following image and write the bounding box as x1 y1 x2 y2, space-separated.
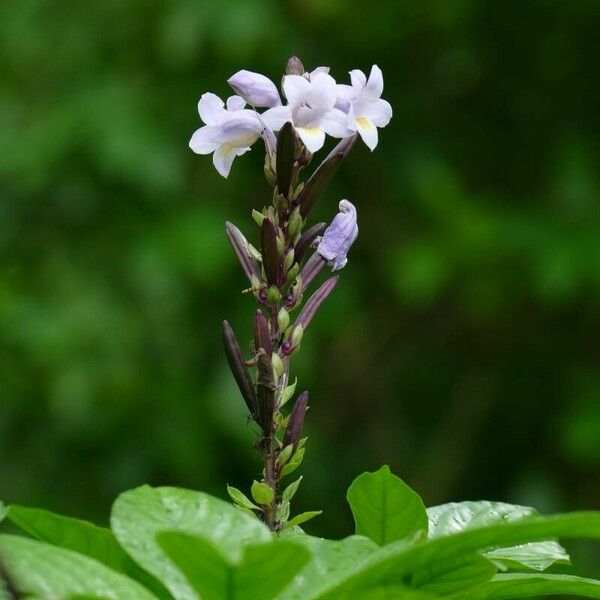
256 348 276 435
295 222 327 263
253 309 272 356
298 251 326 292
261 218 280 286
222 320 257 417
228 70 281 108
286 56 305 76
225 222 261 283
283 391 309 451
295 276 339 331
317 200 358 271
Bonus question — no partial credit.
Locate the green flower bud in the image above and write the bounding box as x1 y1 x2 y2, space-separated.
283 249 295 272
277 308 290 332
252 209 265 226
267 285 282 304
272 352 285 380
287 207 302 238
291 324 304 348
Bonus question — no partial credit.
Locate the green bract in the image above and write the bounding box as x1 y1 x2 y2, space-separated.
0 466 598 599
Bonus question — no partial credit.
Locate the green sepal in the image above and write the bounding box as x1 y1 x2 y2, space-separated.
281 447 305 477
282 476 303 503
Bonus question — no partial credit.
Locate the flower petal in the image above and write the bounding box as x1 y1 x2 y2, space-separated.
226 95 246 111
295 126 326 153
283 75 310 105
364 64 384 98
189 125 221 154
213 144 238 177
198 92 225 125
261 105 292 132
308 72 337 109
321 108 352 138
335 84 356 112
368 99 392 127
355 117 379 150
218 114 262 147
349 69 367 90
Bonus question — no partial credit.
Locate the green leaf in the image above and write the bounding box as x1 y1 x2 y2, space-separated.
157 531 310 600
251 481 274 506
410 552 496 595
427 502 570 572
0 534 157 599
284 511 322 531
111 486 271 600
485 541 570 572
281 447 305 477
0 502 6 522
458 573 600 599
347 465 428 545
6 504 170 599
282 476 303 503
226 486 259 511
281 378 297 407
278 534 378 600
315 511 600 598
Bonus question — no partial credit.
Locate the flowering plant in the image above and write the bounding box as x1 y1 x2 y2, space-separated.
0 57 599 600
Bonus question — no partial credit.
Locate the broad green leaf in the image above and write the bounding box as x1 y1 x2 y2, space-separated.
283 511 322 531
0 534 157 600
0 502 7 522
7 505 130 572
157 532 310 600
315 511 600 598
456 573 600 599
6 504 171 599
410 552 496 594
347 465 428 545
427 501 570 572
427 501 537 537
226 486 259 511
111 486 271 600
251 481 274 506
485 541 570 571
278 534 379 600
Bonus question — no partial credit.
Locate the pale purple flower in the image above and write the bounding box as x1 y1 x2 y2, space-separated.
227 70 281 108
189 92 263 177
336 65 392 150
261 72 350 153
317 199 358 271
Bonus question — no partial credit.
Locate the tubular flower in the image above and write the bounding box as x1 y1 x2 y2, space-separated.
189 93 263 177
317 199 358 271
337 65 392 150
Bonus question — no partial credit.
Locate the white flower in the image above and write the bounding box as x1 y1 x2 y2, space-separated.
189 92 263 177
227 70 281 108
261 72 350 153
337 65 392 150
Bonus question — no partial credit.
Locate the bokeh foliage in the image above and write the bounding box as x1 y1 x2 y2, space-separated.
0 0 598 572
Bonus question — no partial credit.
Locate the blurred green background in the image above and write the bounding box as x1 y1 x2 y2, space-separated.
1 0 598 574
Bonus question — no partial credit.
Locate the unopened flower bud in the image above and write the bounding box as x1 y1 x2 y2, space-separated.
287 208 303 239
225 222 261 283
223 321 257 417
271 352 285 380
254 309 272 356
295 276 338 331
291 324 304 348
276 232 285 256
286 56 305 76
285 263 300 286
283 391 309 451
283 249 295 272
267 286 282 304
252 209 265 226
277 307 290 332
228 70 281 108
